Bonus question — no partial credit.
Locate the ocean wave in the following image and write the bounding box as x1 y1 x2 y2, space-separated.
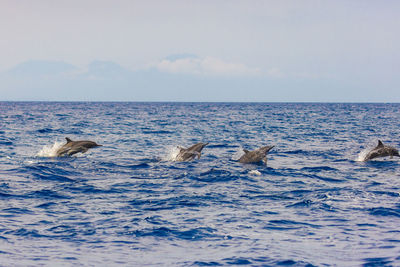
264 219 321 231
142 130 173 134
128 195 209 211
369 207 400 218
127 226 217 241
220 257 316 267
363 257 394 266
0 139 13 146
189 168 238 183
37 128 54 134
28 189 71 199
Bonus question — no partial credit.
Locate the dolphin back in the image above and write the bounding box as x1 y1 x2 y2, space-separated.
56 138 102 157
364 140 400 161
239 145 274 164
175 142 208 161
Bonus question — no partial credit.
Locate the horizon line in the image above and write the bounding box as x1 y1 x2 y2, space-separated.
0 100 399 104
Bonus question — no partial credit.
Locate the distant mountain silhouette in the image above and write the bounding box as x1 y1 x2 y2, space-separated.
7 60 77 76
0 59 328 102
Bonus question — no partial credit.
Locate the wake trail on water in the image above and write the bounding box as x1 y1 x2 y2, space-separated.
36 141 64 157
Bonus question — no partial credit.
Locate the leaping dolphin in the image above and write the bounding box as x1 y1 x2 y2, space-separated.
175 142 209 161
56 137 102 157
363 140 400 161
239 145 274 164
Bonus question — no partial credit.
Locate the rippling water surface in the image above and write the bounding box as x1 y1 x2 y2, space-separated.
1 102 400 266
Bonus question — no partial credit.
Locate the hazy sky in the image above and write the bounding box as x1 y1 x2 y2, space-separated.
1 0 399 101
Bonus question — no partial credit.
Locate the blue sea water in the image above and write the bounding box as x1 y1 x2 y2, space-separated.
0 102 400 266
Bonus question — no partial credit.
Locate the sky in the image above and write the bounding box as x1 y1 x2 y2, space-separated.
0 0 399 102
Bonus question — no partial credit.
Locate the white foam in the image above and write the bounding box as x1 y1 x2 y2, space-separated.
164 146 181 161
248 170 261 176
232 145 245 161
356 148 370 162
36 141 64 157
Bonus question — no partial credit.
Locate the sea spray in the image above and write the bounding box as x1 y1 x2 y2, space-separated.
36 141 64 157
232 145 245 161
356 148 370 162
164 146 182 161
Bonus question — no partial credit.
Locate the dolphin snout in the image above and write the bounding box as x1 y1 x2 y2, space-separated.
92 143 102 147
265 145 274 152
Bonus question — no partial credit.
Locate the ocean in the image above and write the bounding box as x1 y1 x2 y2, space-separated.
0 102 399 266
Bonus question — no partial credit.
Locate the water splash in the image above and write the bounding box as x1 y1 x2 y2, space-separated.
164 146 181 161
356 148 370 162
36 141 64 157
232 146 244 161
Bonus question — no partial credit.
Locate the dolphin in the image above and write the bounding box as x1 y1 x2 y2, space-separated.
363 140 400 161
175 142 209 161
56 137 102 157
239 145 274 164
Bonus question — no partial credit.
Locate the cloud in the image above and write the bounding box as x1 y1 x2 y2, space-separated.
155 56 261 76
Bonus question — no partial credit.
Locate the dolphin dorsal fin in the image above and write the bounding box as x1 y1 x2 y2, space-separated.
66 137 73 143
377 140 384 147
243 149 250 154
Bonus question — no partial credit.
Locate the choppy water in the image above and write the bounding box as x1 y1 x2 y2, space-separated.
1 102 400 266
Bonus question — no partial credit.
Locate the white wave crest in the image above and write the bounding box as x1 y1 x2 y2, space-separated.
36 141 64 157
